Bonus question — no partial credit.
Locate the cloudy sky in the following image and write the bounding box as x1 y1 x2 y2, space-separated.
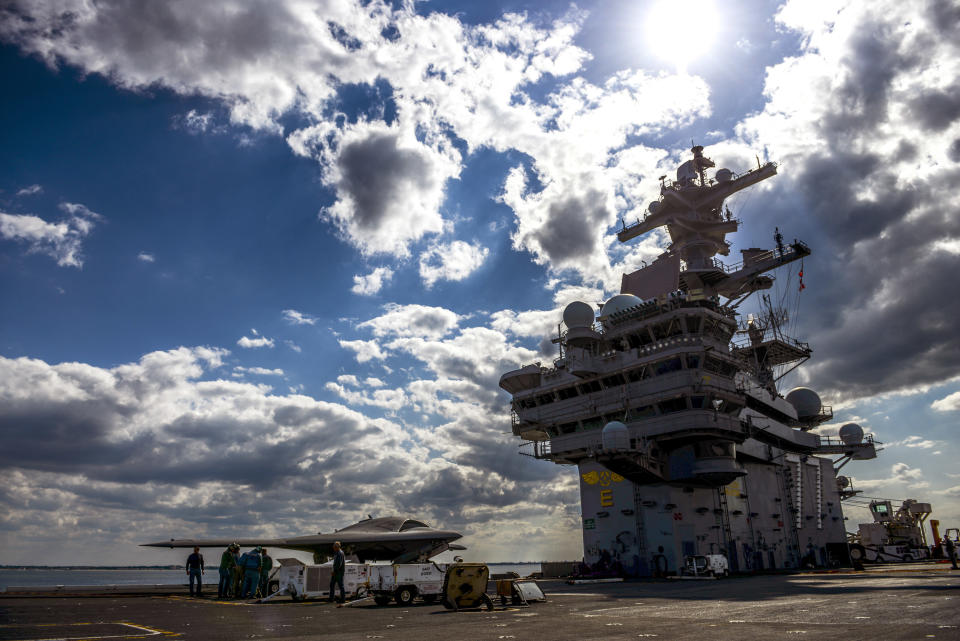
2 0 959 566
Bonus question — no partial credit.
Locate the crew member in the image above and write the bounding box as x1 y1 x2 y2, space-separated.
946 537 958 570
185 546 204 597
231 544 242 597
330 541 345 606
218 543 238 599
259 548 273 597
652 545 667 579
238 547 262 599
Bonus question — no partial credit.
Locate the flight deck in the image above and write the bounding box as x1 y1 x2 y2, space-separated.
2 564 957 641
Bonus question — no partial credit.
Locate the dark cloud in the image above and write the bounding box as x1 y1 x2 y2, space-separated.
337 133 434 231
909 86 960 132
949 138 960 163
738 7 960 401
529 190 608 264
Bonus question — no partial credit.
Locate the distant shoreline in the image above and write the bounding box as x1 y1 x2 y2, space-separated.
1 566 181 570
1 561 545 570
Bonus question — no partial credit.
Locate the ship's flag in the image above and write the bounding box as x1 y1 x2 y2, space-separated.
798 268 805 292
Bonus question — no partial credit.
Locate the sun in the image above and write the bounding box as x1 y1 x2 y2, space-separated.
643 0 720 72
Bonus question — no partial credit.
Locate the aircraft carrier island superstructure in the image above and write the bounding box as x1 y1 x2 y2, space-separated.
500 146 879 575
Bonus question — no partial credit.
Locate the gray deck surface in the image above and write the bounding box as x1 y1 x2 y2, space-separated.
1 564 958 640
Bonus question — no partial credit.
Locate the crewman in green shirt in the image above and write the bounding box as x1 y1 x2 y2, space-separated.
218 543 238 598
259 548 273 598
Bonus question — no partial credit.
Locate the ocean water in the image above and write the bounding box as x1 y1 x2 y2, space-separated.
1 563 542 588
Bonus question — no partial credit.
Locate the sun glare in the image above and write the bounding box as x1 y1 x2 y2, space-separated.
643 0 720 72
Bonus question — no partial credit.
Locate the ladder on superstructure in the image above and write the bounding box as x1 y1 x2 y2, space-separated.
633 486 649 564
716 487 734 556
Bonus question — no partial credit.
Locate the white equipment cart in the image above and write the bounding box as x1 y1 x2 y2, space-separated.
368 563 446 605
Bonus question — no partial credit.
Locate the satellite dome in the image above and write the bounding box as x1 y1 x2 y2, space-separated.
601 421 630 451
599 294 644 319
715 168 733 183
562 301 596 329
839 423 864 445
648 201 662 214
785 387 822 420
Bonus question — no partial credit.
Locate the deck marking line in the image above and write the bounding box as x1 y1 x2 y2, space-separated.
0 621 179 641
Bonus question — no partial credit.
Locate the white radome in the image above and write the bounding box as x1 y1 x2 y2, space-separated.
602 421 630 451
785 387 822 419
599 294 644 318
839 423 864 445
562 301 596 329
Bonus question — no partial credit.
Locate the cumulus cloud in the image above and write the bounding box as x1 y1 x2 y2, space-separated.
0 0 702 272
236 329 274 349
419 240 489 288
282 309 317 325
175 109 217 134
733 0 960 401
338 338 387 363
137 252 155 263
932 390 960 412
310 122 459 256
0 202 103 267
854 462 929 491
351 266 394 296
0 341 574 563
358 303 461 340
234 366 284 376
16 184 42 196
325 380 407 411
889 435 940 449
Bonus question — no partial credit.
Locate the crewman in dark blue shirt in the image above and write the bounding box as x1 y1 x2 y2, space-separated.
185 546 205 596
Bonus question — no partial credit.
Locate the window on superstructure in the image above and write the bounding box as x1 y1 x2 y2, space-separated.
690 395 706 409
558 422 578 434
605 412 627 423
685 354 701 369
578 380 602 394
723 402 743 415
685 316 702 334
557 386 580 400
536 392 555 406
517 398 537 409
651 323 667 339
628 405 656 420
626 366 649 382
657 397 687 414
601 373 625 388
703 355 738 378
581 416 603 431
654 356 683 376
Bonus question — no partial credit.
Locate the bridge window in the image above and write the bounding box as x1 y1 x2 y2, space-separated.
578 380 602 394
581 416 603 431
628 405 656 420
704 355 738 378
654 356 683 376
626 366 649 382
601 373 626 388
658 397 687 414
536 392 555 405
558 421 578 434
557 386 580 400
